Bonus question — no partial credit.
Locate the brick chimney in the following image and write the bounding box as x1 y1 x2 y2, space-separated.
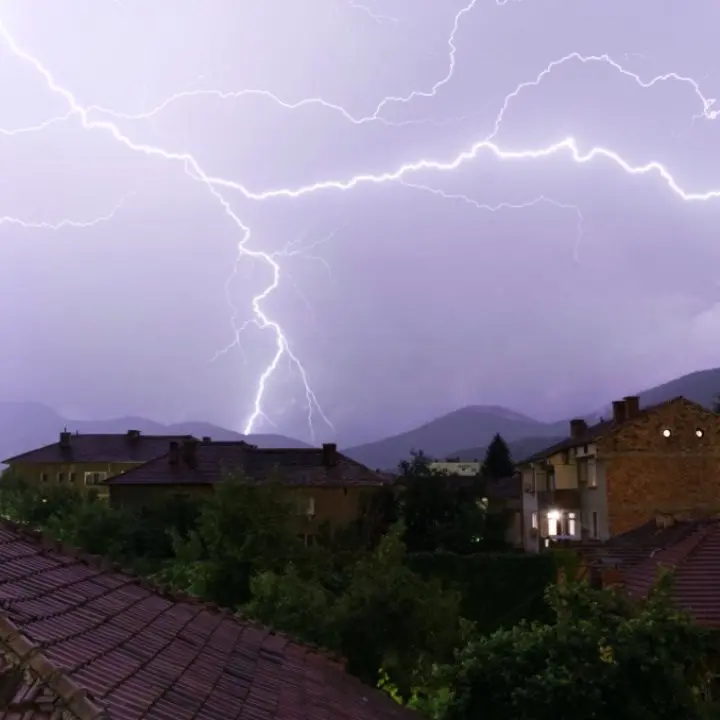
59 430 71 449
322 443 338 467
569 418 588 439
624 395 640 419
168 441 180 465
612 400 627 424
182 438 199 468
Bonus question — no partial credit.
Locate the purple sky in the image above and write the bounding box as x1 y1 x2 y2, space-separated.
2 0 720 447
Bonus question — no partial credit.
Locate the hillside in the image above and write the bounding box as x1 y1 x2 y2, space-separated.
344 366 720 470
447 436 566 464
0 403 310 464
343 406 568 470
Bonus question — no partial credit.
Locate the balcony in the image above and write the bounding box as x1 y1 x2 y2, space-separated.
537 488 581 511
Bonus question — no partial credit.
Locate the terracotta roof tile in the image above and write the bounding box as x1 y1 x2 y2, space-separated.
0 523 415 719
105 441 387 489
622 521 720 627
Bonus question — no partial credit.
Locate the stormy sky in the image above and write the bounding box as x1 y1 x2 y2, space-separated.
1 0 720 446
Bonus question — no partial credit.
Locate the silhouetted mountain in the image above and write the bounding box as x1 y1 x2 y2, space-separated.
0 404 310 464
448 436 567 464
343 406 568 470
344 367 720 470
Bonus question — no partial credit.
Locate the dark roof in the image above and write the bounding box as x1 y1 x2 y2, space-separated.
621 520 720 628
576 518 714 569
106 441 388 488
0 521 414 720
3 431 195 465
517 396 694 465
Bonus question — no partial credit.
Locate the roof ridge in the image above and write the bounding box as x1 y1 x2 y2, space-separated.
0 519 347 668
0 613 110 719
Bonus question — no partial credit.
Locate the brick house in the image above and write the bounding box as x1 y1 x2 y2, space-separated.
106 438 389 541
517 396 720 552
0 521 413 719
2 430 195 498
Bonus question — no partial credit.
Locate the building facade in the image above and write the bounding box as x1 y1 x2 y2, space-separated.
518 396 720 552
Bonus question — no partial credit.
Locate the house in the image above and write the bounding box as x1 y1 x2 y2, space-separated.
106 438 389 541
0 520 413 719
574 516 720 629
2 430 195 497
517 395 720 553
429 460 482 476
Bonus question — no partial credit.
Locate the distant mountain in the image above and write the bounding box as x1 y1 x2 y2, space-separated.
343 367 720 470
448 436 567 464
0 403 310 464
343 406 568 470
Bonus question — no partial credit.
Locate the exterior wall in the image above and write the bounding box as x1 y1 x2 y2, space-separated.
108 482 375 532
429 461 481 476
520 467 539 552
9 461 142 498
599 399 720 535
580 459 610 540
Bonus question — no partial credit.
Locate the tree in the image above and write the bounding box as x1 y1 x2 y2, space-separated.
713 393 720 414
165 474 307 607
442 575 714 720
481 434 514 479
332 526 466 696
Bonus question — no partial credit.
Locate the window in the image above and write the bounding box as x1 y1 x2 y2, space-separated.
56 472 65 483
592 511 599 539
296 495 315 518
531 511 538 529
547 510 560 537
39 472 48 483
69 472 76 484
583 444 588 454
84 472 107 486
568 512 577 537
588 459 597 488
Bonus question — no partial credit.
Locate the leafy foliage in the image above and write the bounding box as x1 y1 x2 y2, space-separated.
443 575 715 720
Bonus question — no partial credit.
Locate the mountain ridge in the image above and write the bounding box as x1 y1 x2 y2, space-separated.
3 366 719 472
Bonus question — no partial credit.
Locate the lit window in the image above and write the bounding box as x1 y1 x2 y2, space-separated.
568 512 577 537
547 510 560 537
83 472 107 486
696 429 704 438
662 429 671 438
531 511 538 529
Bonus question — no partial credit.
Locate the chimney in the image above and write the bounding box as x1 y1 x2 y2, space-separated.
322 443 338 467
612 400 627 424
624 396 640 419
182 438 199 468
126 429 141 441
59 430 71 448
569 418 588 439
202 436 212 444
168 441 180 465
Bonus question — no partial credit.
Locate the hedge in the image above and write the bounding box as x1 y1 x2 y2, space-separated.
406 551 556 635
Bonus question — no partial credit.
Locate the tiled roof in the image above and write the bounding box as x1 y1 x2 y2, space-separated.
105 441 388 488
575 519 712 569
622 520 720 627
517 396 690 464
0 522 415 719
2 432 195 465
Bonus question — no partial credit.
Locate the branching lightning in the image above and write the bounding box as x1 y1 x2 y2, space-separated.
0 193 131 232
1 1 719 439
399 181 586 264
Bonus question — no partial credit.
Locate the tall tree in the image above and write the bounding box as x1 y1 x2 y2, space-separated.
481 434 514 479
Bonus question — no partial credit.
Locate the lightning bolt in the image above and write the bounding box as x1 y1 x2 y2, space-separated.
2 1 719 440
0 194 131 231
399 181 586 264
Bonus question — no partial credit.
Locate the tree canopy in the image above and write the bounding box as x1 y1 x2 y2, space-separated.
481 433 515 479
